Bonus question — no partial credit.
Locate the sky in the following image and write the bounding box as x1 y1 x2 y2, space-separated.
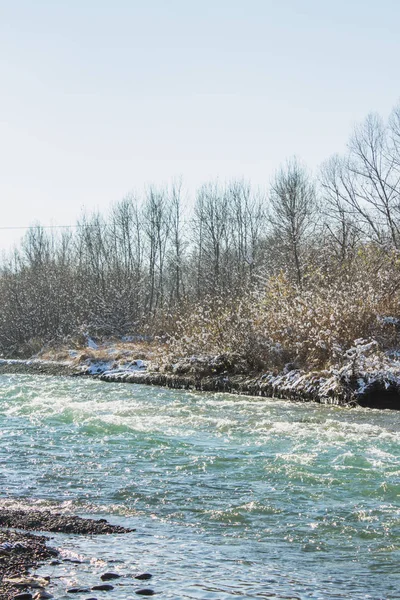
1 0 399 252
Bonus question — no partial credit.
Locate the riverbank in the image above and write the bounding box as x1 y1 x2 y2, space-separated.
0 509 135 600
1 340 400 408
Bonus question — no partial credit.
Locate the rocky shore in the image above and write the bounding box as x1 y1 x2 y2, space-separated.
0 509 143 600
0 509 134 535
0 527 57 600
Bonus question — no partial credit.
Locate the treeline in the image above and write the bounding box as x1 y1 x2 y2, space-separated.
1 101 400 366
0 179 268 352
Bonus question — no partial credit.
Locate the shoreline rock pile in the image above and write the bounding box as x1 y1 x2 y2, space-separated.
0 509 142 600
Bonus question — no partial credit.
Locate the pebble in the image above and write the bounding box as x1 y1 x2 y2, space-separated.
135 573 152 581
6 576 49 588
100 572 121 581
63 558 82 564
135 590 155 596
66 588 91 594
2 541 27 551
33 592 54 599
92 584 114 591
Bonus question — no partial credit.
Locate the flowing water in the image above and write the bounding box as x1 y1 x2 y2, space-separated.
0 374 399 599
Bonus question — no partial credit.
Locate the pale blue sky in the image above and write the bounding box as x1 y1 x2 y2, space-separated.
1 0 399 251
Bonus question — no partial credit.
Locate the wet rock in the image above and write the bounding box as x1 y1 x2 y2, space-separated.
67 588 91 594
100 572 121 581
13 594 33 600
5 576 50 588
50 560 61 565
135 574 153 581
135 590 155 596
0 509 134 534
92 584 114 591
33 592 53 599
63 558 82 564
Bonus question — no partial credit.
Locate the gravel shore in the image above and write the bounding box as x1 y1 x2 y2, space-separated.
0 509 134 600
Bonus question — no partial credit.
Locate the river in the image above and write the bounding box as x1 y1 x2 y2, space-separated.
0 374 399 599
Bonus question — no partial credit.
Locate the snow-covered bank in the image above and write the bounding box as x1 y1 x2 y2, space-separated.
96 364 399 409
80 340 400 408
1 339 400 409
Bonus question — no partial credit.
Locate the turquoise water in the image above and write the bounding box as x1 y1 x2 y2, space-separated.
0 374 399 599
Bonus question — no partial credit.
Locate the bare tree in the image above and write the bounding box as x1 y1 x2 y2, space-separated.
269 158 316 286
389 101 400 170
320 155 360 262
349 113 400 248
322 114 400 249
192 181 230 297
229 180 267 284
168 179 186 304
143 186 171 314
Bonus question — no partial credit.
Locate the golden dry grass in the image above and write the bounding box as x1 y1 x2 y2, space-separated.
38 339 168 366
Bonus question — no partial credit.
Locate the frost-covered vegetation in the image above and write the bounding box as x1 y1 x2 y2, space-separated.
1 102 400 394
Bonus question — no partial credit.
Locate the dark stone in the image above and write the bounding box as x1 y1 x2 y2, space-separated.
92 584 114 591
67 588 91 594
63 558 82 564
135 574 153 580
357 381 400 409
100 572 121 581
13 594 33 600
135 590 155 596
50 559 61 565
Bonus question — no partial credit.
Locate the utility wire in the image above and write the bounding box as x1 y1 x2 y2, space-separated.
0 225 92 230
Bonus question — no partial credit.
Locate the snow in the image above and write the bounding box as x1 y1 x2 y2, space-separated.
121 335 152 342
82 358 147 376
378 316 400 326
86 337 98 350
2 338 400 406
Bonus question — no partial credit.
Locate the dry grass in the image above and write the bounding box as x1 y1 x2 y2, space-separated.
167 248 400 371
38 339 168 366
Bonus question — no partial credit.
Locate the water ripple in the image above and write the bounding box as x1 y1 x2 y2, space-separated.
1 374 399 599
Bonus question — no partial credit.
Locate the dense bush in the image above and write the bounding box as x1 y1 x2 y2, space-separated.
168 248 400 371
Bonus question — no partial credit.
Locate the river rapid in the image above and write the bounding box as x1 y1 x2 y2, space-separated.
0 374 399 599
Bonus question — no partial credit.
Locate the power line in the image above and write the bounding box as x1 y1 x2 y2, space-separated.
0 225 88 231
